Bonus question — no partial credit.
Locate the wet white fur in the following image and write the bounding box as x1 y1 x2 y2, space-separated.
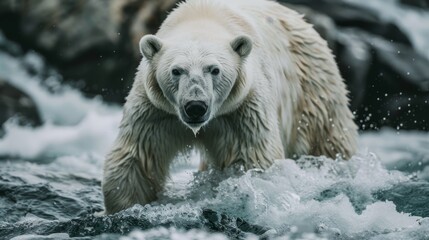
103 0 358 214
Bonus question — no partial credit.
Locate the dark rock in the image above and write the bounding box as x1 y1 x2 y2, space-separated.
353 32 429 131
285 2 429 131
0 79 42 131
282 0 413 46
335 30 372 111
0 32 21 57
202 209 270 238
0 0 178 103
400 0 429 9
0 207 269 239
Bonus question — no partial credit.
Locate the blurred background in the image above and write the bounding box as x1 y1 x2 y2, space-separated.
0 1 429 239
0 0 428 132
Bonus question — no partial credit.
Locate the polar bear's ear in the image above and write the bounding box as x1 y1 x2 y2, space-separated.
230 35 252 58
139 35 163 60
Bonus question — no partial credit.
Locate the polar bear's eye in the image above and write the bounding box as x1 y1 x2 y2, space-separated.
172 69 181 76
211 68 220 75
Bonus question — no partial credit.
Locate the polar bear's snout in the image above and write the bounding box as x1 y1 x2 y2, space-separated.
183 101 208 122
177 72 213 130
179 99 210 133
179 92 211 127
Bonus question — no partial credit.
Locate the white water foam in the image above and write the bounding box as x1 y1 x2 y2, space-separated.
0 47 121 166
155 154 419 239
121 228 230 240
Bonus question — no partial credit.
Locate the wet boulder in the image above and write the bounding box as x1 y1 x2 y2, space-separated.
0 0 121 101
0 0 178 103
399 0 429 9
283 0 429 131
281 0 413 46
0 79 42 133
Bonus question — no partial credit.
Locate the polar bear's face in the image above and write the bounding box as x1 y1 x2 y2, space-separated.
139 35 252 133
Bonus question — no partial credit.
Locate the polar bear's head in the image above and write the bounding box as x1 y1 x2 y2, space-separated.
139 34 252 134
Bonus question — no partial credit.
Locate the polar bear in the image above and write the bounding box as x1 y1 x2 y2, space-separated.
102 0 358 214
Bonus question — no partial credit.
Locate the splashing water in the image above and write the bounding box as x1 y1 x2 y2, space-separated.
1 34 429 240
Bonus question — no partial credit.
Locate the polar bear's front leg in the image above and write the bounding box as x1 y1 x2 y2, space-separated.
103 150 162 214
102 115 187 214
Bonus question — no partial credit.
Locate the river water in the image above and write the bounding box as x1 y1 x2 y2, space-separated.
1 1 429 237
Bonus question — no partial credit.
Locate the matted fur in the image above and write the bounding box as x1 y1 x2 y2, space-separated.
103 0 358 214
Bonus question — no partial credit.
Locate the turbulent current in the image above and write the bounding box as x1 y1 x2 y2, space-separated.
1 16 429 240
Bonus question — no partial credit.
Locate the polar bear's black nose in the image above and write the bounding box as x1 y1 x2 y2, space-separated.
184 101 208 120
